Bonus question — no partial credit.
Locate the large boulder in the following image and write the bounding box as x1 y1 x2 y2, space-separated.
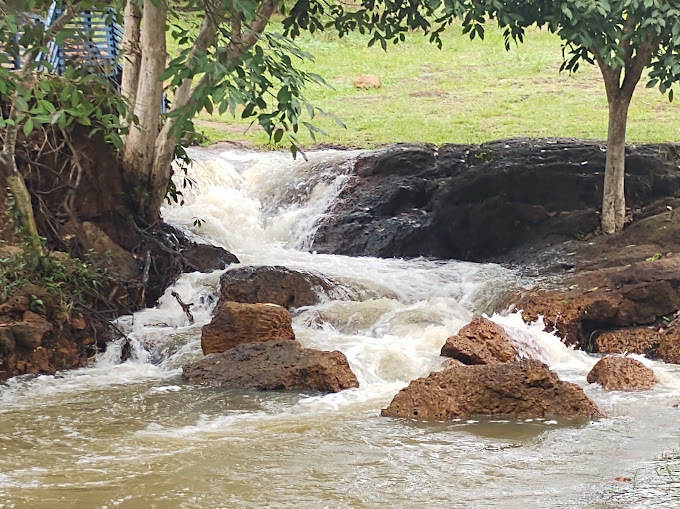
201 301 295 355
381 359 603 421
587 356 658 391
182 340 359 393
312 140 680 261
219 265 331 309
441 317 517 365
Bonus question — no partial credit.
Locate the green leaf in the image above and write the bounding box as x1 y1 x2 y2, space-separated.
23 118 34 137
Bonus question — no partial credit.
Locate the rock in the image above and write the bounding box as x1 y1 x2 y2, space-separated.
182 340 359 393
9 311 53 349
514 254 680 349
0 294 29 315
80 221 139 278
441 317 517 365
219 266 331 309
312 140 680 261
201 301 295 355
587 356 658 391
594 327 659 356
71 314 87 331
183 243 239 273
381 359 603 421
354 75 382 89
0 326 16 353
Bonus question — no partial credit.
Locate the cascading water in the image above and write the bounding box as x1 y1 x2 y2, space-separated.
1 146 679 508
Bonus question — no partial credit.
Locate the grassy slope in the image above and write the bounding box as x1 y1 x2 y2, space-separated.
191 24 680 148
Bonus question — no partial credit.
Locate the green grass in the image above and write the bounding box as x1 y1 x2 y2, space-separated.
188 23 680 149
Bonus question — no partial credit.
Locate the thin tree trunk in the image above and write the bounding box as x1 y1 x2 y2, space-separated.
143 0 276 221
143 12 221 221
120 0 142 107
601 97 630 234
0 157 41 252
122 0 166 192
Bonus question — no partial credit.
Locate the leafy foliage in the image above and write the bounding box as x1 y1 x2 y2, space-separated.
0 1 132 150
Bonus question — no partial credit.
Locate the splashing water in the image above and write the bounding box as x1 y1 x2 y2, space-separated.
1 147 680 508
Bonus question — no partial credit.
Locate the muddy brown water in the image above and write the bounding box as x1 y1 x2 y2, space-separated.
1 148 679 508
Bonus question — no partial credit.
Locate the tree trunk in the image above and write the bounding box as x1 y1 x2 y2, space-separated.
0 156 41 252
122 0 167 201
601 97 630 234
120 0 142 107
143 12 221 221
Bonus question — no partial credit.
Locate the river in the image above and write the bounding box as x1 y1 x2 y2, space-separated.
1 147 679 508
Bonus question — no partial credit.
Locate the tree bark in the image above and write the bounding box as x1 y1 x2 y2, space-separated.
0 156 41 252
122 0 167 197
120 0 142 107
601 97 630 234
143 11 221 221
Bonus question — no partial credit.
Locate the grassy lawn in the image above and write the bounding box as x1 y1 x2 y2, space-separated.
187 23 680 149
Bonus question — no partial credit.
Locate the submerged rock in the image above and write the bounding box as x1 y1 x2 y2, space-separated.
381 359 603 421
182 340 359 393
201 301 295 355
587 356 658 391
441 317 517 365
219 265 331 309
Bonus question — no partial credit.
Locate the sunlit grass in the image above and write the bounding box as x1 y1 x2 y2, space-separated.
182 22 680 148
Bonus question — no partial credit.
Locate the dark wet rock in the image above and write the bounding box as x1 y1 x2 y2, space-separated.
441 317 518 365
182 340 359 393
381 359 603 421
183 243 239 273
201 301 295 355
313 139 680 261
587 356 658 391
219 265 331 309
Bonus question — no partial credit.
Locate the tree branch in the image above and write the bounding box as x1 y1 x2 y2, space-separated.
590 45 622 101
620 35 662 99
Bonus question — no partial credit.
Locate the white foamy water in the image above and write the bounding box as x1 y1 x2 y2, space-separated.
1 147 679 508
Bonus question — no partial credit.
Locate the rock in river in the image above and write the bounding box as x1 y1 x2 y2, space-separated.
201 301 295 355
440 316 518 365
587 356 658 391
381 359 603 421
183 340 359 393
219 265 332 309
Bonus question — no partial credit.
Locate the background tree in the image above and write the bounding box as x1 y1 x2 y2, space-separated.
0 0 341 246
335 0 680 233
